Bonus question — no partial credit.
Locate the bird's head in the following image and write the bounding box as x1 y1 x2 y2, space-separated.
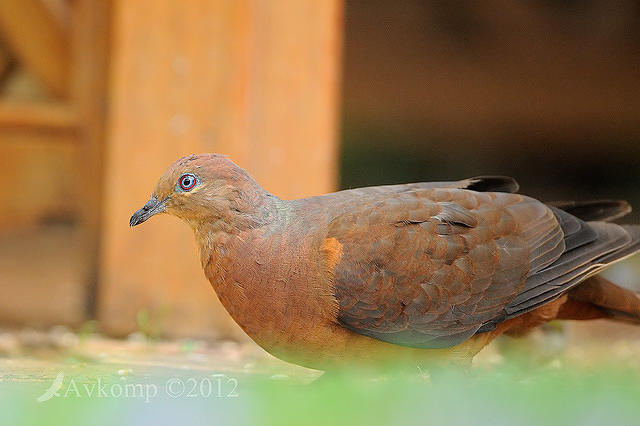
130 154 272 231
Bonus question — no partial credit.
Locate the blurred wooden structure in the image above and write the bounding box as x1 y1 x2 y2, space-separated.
0 0 110 325
98 1 342 338
0 0 342 337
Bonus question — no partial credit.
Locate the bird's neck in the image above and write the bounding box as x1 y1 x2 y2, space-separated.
190 192 285 268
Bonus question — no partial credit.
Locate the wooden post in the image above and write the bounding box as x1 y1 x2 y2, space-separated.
70 0 112 319
99 0 342 338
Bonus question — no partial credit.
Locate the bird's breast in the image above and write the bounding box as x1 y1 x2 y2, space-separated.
202 228 339 357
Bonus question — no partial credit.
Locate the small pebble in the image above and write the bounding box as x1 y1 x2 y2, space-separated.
126 332 147 345
18 329 49 348
0 333 20 355
186 353 208 362
50 326 79 348
117 368 133 376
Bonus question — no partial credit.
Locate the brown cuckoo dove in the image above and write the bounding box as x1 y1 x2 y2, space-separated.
130 154 640 369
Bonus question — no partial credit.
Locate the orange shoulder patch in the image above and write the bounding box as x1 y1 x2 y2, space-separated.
321 237 343 273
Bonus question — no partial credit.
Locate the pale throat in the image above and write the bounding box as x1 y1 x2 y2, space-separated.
189 220 235 269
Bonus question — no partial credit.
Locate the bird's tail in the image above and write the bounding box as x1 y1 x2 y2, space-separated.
547 200 640 324
562 274 640 325
548 199 631 223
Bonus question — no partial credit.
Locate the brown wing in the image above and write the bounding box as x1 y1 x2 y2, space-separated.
327 188 565 348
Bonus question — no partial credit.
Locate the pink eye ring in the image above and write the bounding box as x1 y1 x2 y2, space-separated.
179 173 197 191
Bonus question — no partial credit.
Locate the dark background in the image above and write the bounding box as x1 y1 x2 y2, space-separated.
340 0 640 222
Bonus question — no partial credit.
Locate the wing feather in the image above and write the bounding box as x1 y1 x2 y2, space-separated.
330 189 560 348
321 181 640 349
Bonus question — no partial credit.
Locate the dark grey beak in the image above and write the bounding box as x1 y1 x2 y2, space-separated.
129 197 166 227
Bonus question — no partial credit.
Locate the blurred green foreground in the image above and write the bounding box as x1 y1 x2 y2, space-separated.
1 338 640 426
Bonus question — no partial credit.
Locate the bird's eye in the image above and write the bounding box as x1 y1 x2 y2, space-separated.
178 173 197 191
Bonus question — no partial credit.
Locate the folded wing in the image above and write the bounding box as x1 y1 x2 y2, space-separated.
327 184 639 349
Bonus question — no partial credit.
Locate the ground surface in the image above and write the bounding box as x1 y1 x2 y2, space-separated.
1 323 640 426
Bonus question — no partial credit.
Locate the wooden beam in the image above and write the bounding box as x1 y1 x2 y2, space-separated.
0 100 77 132
99 0 343 338
0 0 70 98
69 0 112 320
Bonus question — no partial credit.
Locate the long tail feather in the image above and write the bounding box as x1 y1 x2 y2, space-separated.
568 275 640 323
